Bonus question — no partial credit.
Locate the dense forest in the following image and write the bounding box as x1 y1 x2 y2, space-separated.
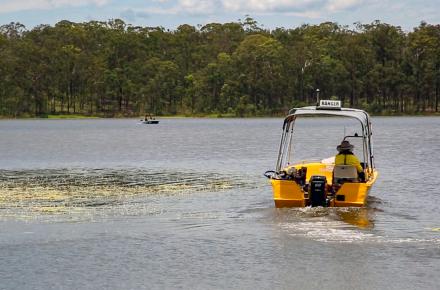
0 18 439 117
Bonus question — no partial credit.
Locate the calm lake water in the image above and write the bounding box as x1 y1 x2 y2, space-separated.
0 117 439 290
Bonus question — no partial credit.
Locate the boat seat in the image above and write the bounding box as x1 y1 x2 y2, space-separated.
333 165 358 184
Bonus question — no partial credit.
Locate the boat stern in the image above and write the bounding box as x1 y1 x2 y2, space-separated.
271 179 306 207
269 168 378 208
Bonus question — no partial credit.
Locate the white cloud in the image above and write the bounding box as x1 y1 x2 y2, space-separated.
220 0 367 13
326 0 363 12
221 0 321 13
0 0 373 22
134 0 219 16
137 0 366 17
0 0 367 18
178 0 218 14
0 0 108 13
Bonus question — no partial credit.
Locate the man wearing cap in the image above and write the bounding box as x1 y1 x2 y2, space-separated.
335 140 365 181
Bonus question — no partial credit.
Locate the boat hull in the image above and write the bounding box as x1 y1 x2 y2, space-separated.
271 164 378 208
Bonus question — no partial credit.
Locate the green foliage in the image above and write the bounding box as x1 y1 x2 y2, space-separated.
0 19 440 117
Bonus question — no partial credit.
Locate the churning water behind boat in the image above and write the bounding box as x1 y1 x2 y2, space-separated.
0 117 439 290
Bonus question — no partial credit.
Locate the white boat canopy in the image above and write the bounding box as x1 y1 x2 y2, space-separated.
276 105 375 172
285 106 371 129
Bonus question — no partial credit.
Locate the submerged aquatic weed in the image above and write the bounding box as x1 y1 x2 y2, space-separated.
0 168 252 221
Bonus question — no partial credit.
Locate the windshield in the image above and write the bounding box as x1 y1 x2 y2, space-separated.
288 117 364 164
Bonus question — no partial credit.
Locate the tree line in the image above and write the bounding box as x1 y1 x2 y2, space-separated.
0 18 439 117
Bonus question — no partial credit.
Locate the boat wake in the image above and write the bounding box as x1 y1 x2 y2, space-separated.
276 207 440 245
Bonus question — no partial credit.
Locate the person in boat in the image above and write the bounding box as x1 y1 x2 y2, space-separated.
335 140 365 181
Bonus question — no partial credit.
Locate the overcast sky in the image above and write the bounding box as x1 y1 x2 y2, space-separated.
0 0 438 31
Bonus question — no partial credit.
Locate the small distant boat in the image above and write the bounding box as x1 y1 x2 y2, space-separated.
142 119 159 124
140 114 159 124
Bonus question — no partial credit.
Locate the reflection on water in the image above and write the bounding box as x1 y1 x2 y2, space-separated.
0 168 251 221
274 206 375 243
336 207 373 229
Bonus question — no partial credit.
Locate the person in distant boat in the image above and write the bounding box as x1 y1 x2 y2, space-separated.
335 140 365 181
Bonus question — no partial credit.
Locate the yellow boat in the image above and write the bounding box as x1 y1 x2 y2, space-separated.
265 100 378 208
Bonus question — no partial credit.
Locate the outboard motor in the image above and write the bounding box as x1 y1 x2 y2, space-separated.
309 175 327 207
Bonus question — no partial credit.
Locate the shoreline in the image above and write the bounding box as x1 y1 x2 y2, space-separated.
1 112 440 120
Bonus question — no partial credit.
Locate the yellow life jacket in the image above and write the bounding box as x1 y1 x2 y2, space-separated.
335 153 363 173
